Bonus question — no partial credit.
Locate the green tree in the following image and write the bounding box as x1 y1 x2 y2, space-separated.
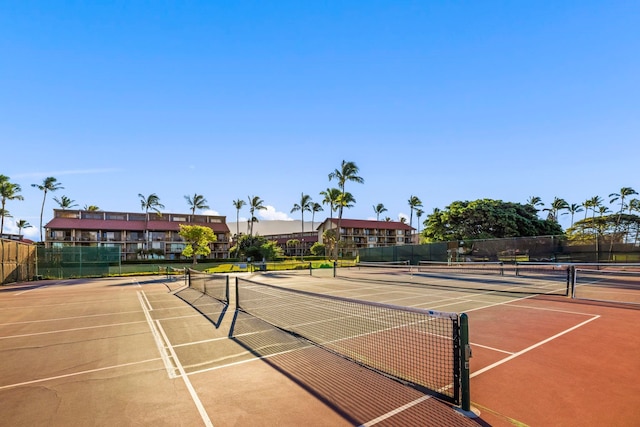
542 197 569 222
16 219 32 238
319 188 341 219
609 187 638 245
329 161 364 258
408 195 422 230
84 205 100 211
232 198 246 244
53 195 78 210
423 199 563 242
310 242 326 256
526 196 544 210
178 224 217 265
138 193 165 256
291 193 312 259
184 193 210 215
247 195 266 236
373 203 387 221
310 202 323 231
32 177 64 242
415 208 424 236
0 177 23 234
566 203 584 228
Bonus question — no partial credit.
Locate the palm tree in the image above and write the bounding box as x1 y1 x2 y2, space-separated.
0 178 23 234
609 187 638 244
232 198 246 245
543 197 569 222
408 195 422 230
16 219 31 238
83 205 100 211
415 208 424 235
566 203 584 228
526 196 544 210
53 195 78 210
310 202 323 231
291 193 312 259
184 193 210 215
373 203 387 221
328 160 364 258
247 195 266 236
32 177 64 242
138 193 165 256
319 188 341 219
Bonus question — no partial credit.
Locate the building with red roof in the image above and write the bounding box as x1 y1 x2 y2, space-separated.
44 209 230 261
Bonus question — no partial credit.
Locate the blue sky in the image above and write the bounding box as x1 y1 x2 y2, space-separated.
1 1 639 240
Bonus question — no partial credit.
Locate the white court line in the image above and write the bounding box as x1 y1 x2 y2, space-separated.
0 358 161 390
137 291 177 379
471 315 600 378
360 395 433 426
0 320 147 339
0 310 143 326
14 285 49 295
155 320 214 427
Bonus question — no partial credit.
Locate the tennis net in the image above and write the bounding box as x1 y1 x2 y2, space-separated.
187 269 229 303
235 277 470 407
572 264 640 305
418 261 504 276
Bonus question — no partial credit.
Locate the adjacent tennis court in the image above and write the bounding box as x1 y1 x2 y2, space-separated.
1 265 638 426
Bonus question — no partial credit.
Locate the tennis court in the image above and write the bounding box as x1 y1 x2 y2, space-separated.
0 265 638 426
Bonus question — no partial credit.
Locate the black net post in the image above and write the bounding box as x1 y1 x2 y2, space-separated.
460 313 471 412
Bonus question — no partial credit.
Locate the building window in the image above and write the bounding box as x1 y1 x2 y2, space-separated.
397 230 404 235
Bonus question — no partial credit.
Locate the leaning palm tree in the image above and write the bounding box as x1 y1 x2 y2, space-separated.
184 193 210 215
16 219 32 238
138 193 165 256
373 203 387 221
32 177 64 242
232 198 246 244
328 160 364 258
291 193 313 259
310 202 323 231
319 188 341 219
526 196 544 210
408 195 422 230
53 195 78 210
0 178 23 234
247 195 266 236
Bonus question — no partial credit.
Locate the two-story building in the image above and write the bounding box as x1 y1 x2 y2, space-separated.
44 209 230 261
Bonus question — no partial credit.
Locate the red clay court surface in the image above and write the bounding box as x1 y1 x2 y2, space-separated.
0 270 638 426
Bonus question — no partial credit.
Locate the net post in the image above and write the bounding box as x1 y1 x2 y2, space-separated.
460 313 472 413
187 269 191 288
499 261 504 276
226 275 230 302
333 261 337 278
235 276 239 308
570 265 576 298
309 262 312 276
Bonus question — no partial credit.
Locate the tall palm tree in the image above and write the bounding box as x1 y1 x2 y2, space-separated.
328 160 364 258
138 193 165 256
247 195 266 236
566 203 584 228
415 208 425 235
232 198 246 245
0 178 23 234
310 202 323 231
184 193 210 215
319 188 341 219
408 195 422 230
373 203 387 221
16 219 31 238
291 193 312 259
32 177 64 242
53 195 78 210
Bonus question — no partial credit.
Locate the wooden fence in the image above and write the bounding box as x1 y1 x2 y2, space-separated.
1 239 36 285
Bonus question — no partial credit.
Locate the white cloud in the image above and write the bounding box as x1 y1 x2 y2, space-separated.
259 206 293 221
1 217 39 240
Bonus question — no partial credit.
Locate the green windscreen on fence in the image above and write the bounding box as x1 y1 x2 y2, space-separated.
37 246 121 279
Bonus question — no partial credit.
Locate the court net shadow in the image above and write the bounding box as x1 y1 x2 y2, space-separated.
174 287 228 328
229 308 487 426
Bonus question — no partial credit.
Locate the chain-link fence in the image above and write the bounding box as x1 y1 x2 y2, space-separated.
358 235 640 264
37 246 121 279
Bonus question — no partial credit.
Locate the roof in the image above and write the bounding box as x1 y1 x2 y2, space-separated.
227 220 318 236
321 218 414 231
44 217 230 233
